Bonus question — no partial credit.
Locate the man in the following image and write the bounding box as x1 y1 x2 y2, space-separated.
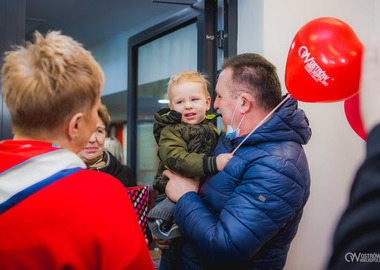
159 53 312 269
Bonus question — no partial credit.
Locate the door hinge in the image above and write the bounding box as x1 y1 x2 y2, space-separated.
217 30 226 49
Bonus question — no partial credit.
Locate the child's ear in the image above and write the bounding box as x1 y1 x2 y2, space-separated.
168 103 173 110
205 96 211 111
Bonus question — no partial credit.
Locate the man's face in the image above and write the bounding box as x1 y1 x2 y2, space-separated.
214 68 237 127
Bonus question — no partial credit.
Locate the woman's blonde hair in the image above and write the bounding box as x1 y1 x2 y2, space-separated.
166 71 210 101
1 31 104 136
98 104 111 131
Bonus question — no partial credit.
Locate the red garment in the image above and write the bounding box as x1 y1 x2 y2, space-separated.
0 140 154 270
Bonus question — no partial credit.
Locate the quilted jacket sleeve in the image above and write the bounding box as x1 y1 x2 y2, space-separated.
158 126 213 177
173 147 309 265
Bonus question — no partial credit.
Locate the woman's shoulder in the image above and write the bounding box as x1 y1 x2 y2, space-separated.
103 151 135 187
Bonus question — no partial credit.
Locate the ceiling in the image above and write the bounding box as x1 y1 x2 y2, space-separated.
26 0 195 48
25 0 196 123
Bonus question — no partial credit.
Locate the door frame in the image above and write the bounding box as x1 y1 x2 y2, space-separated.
127 0 217 178
0 0 26 140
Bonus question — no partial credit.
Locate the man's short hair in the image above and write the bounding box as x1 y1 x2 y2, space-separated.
221 53 282 112
1 31 104 136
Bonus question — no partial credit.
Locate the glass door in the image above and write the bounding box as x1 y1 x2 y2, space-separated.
127 0 217 187
136 23 197 186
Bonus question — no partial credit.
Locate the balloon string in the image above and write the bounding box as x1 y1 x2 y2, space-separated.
231 94 291 155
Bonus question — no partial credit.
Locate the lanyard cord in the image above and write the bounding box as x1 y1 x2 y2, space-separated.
231 94 291 155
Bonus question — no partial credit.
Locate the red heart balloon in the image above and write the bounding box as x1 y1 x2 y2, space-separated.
285 17 363 103
344 93 366 141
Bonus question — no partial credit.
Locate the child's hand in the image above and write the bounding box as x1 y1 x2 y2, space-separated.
152 234 171 254
216 153 233 171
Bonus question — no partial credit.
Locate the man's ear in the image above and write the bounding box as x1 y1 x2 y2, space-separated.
68 112 84 140
240 93 253 114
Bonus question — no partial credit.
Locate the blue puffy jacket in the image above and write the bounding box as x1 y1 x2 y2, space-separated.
173 97 311 269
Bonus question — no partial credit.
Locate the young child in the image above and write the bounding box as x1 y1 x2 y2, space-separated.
148 71 232 241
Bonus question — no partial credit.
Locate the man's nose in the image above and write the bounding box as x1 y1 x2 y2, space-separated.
214 99 219 110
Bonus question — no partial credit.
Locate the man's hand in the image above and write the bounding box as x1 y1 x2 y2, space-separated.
163 170 199 202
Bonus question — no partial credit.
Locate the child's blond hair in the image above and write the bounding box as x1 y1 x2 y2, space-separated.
166 71 210 102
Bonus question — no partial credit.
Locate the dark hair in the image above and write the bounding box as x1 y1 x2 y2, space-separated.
221 53 282 112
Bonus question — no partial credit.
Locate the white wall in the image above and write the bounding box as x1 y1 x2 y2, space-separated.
238 0 379 269
238 0 263 55
91 33 129 96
